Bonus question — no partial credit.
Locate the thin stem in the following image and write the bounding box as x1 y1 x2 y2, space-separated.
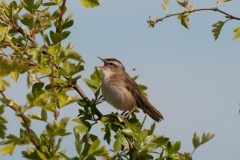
149 7 240 24
56 0 67 34
0 91 40 150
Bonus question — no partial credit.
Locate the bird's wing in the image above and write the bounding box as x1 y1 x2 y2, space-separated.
119 73 164 122
119 73 146 110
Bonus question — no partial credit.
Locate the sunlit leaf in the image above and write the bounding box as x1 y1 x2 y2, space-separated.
0 142 15 156
162 0 169 13
177 0 188 7
217 0 231 5
233 27 240 40
10 71 19 82
80 0 100 8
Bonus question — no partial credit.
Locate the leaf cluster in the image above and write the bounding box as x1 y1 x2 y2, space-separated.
0 0 215 159
151 0 239 40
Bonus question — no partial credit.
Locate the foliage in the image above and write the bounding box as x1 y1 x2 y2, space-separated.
149 0 239 40
0 0 215 159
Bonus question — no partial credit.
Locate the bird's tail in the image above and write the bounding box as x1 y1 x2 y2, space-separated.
143 100 164 122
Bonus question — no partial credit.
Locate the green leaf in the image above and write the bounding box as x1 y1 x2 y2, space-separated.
122 128 135 136
212 21 227 40
80 0 100 8
0 142 15 156
72 118 91 135
148 122 156 135
10 71 19 82
172 141 181 153
113 134 121 153
83 78 98 92
50 31 71 43
88 139 100 155
42 2 57 6
201 132 215 144
162 0 169 13
0 79 10 92
117 130 129 149
36 150 47 160
28 113 42 121
178 13 189 29
217 0 231 5
103 128 111 144
192 132 200 148
41 109 47 122
62 20 74 30
233 27 240 40
132 75 138 81
32 82 45 99
177 0 188 7
184 152 191 160
153 136 169 145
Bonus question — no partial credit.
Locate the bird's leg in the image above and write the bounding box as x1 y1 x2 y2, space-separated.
121 110 127 115
117 106 137 119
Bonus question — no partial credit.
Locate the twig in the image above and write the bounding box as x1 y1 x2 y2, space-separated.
0 91 40 150
56 0 67 34
72 84 103 118
148 7 240 25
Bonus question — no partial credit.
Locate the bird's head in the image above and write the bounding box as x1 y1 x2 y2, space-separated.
97 57 125 74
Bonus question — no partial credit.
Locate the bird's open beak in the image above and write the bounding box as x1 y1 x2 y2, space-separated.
96 57 107 68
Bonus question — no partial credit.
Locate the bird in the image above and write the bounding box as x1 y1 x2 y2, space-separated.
96 57 164 122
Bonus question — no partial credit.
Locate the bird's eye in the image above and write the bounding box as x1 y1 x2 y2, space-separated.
108 62 113 66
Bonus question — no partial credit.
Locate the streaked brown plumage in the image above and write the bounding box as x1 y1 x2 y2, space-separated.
97 57 164 122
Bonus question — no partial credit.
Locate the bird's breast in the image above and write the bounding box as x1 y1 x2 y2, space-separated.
101 75 136 111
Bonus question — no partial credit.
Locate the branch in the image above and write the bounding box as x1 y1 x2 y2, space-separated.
148 7 240 25
56 0 67 34
0 91 40 150
72 84 103 118
0 1 102 122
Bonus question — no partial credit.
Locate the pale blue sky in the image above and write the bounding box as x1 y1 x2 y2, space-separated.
2 0 240 159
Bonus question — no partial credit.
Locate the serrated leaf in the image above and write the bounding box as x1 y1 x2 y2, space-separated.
162 0 169 13
172 141 181 153
233 27 240 40
202 132 215 144
217 0 231 5
0 142 15 156
83 78 98 92
177 0 188 7
80 0 100 8
88 139 100 155
212 21 227 40
178 14 189 29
